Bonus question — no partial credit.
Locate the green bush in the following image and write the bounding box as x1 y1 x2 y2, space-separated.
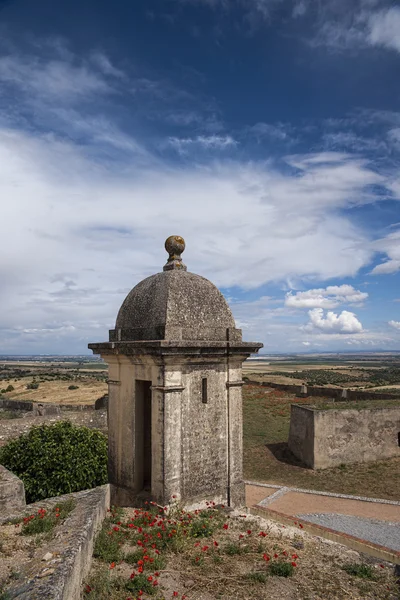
68 385 79 390
342 563 376 579
26 382 39 390
5 385 14 392
0 421 108 503
269 561 294 577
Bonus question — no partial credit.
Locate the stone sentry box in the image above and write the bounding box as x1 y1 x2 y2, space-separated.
288 403 400 469
89 236 262 508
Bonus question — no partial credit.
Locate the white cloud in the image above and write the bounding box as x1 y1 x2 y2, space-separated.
389 320 400 330
285 285 368 309
0 43 397 353
304 308 363 334
370 229 400 275
367 7 400 53
0 55 111 101
168 134 237 153
302 341 311 346
90 52 125 78
249 122 293 142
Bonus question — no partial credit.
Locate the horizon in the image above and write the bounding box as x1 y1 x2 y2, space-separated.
0 0 399 354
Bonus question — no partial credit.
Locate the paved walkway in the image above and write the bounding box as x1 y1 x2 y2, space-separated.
245 481 400 563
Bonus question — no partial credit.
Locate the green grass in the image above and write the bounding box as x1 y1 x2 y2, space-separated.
342 563 377 580
244 571 269 583
268 561 294 577
223 542 248 556
21 498 75 535
242 384 400 500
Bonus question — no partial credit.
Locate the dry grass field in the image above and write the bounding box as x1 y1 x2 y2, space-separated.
0 359 108 405
2 377 107 405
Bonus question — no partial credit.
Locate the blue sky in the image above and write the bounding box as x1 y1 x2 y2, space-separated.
0 0 400 354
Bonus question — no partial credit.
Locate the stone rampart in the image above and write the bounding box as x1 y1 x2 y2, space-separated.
288 404 400 469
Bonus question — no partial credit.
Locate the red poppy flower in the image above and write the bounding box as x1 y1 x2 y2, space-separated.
213 541 219 547
291 562 297 567
247 530 252 535
223 524 229 530
110 562 116 569
173 593 179 597
263 554 270 562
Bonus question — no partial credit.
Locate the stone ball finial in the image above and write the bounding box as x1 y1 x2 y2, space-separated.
163 235 187 271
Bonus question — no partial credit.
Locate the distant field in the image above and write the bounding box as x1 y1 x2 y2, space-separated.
243 383 400 501
1 377 108 404
243 355 400 391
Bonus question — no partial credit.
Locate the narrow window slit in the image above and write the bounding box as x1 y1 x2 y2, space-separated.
202 378 208 404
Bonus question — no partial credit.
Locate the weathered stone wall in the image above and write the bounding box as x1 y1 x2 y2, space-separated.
0 465 26 515
287 404 315 467
244 379 400 401
181 363 228 501
104 353 246 507
1 485 109 600
0 397 102 414
288 404 400 469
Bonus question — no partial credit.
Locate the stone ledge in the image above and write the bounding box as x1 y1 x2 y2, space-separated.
3 484 110 600
0 465 26 516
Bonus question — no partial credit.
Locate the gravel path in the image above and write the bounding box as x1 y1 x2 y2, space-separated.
297 512 400 552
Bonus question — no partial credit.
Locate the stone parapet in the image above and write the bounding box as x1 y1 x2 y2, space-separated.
0 465 26 516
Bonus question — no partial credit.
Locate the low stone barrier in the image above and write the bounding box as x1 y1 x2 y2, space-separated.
2 485 110 600
0 397 103 415
288 403 400 468
0 465 26 516
243 379 400 401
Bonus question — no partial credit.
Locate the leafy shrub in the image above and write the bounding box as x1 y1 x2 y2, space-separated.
68 385 79 390
26 382 39 390
0 421 108 503
342 563 376 579
224 542 248 555
269 561 294 577
245 571 268 583
5 385 14 392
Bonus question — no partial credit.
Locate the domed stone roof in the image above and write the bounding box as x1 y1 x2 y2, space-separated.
110 236 240 342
